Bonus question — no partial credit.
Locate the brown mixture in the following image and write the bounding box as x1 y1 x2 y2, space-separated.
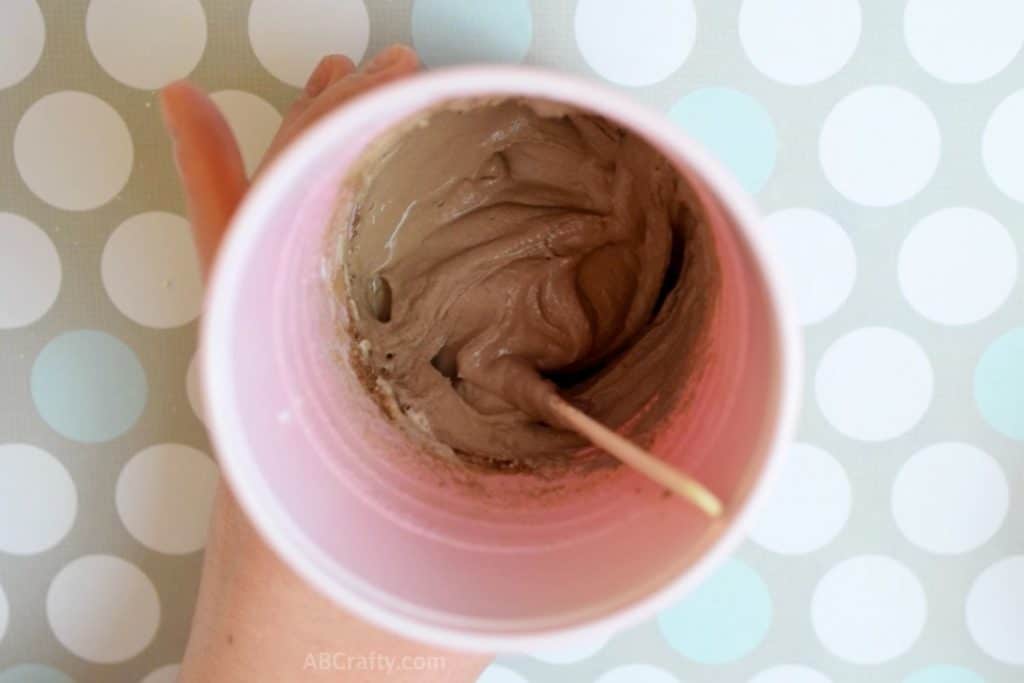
332 99 719 471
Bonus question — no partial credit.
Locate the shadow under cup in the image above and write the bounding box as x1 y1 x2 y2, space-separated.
203 68 798 650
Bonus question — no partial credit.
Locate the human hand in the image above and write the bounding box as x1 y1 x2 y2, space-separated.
163 44 419 275
161 45 492 682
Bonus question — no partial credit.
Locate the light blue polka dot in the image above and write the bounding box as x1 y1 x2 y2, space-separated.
904 665 985 683
31 330 147 443
656 559 773 663
476 663 527 683
974 327 1024 440
669 87 777 193
412 0 532 68
0 664 74 683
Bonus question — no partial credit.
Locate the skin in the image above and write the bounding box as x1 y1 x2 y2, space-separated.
162 45 493 682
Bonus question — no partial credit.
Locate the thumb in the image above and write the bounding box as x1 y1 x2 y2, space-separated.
161 81 248 279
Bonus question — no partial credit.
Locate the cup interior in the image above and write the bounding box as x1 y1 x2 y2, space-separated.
203 68 797 650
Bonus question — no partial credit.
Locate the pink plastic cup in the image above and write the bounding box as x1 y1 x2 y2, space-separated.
202 66 801 652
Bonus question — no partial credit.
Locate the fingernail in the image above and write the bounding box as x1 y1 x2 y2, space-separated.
363 46 402 74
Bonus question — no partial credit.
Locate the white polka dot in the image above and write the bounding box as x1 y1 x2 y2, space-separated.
0 0 45 89
892 443 1008 555
248 0 369 87
575 0 696 87
186 352 204 424
905 0 1024 84
983 90 1024 203
102 212 202 329
0 444 76 555
141 664 181 683
87 0 206 89
117 444 218 554
477 664 528 683
966 556 1024 665
820 87 940 207
47 555 159 663
526 631 609 663
14 91 133 211
740 0 861 85
748 665 832 683
812 556 927 664
763 208 856 325
0 213 60 329
209 90 282 177
899 208 1017 325
749 443 850 555
816 327 933 441
596 664 680 683
0 583 7 644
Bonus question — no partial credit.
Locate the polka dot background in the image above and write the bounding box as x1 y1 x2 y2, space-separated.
0 1 1021 681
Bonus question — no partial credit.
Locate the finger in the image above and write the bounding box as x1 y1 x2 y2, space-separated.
304 54 356 97
360 43 419 75
161 81 248 278
319 44 420 112
280 54 358 135
263 45 419 165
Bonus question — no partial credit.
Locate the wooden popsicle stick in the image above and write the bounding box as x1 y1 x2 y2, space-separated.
546 394 724 518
